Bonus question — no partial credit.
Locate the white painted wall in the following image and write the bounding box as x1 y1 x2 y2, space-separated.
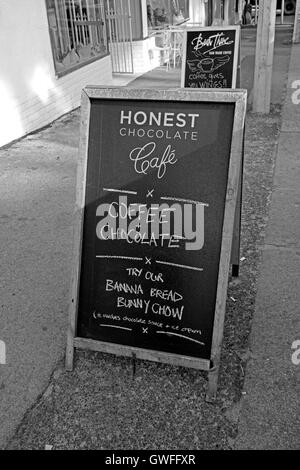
212 0 240 26
0 0 113 147
188 0 206 26
132 37 161 73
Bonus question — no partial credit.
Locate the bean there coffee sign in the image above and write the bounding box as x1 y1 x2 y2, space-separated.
181 26 240 89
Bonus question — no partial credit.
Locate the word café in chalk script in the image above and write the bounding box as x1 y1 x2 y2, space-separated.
75 91 237 364
182 27 240 89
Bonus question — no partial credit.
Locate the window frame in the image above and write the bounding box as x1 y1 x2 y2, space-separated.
45 0 110 78
146 0 190 31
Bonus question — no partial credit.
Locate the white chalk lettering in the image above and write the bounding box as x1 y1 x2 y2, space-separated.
129 142 177 179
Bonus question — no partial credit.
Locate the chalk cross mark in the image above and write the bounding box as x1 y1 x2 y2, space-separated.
146 189 154 198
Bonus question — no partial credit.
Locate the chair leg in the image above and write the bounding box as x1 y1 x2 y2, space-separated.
166 49 170 71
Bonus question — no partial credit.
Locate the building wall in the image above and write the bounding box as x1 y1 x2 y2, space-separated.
212 0 242 25
188 0 207 26
132 37 161 73
188 0 242 27
0 0 113 148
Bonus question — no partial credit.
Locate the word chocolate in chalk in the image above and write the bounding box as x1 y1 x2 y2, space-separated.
96 196 206 251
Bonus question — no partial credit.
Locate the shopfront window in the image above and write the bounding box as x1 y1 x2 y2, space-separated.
46 0 108 76
147 0 190 29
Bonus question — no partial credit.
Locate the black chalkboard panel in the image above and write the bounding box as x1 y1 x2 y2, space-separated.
66 87 247 401
181 27 240 89
77 98 234 361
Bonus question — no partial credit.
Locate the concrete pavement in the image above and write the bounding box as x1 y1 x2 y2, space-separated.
0 113 79 448
235 42 300 450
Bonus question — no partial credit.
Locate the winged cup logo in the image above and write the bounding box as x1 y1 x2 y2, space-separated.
187 56 230 74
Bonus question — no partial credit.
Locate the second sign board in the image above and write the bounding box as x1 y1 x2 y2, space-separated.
181 26 240 89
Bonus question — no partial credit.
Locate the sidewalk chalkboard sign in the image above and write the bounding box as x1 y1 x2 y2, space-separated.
66 87 246 400
181 26 240 89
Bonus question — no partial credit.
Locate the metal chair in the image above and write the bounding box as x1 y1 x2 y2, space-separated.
169 28 185 68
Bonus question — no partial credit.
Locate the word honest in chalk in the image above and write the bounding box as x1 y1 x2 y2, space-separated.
120 110 200 128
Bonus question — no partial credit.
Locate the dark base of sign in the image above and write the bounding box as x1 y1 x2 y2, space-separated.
232 264 239 277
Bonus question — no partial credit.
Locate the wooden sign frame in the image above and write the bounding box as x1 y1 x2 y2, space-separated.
65 87 247 401
230 38 243 277
181 26 241 90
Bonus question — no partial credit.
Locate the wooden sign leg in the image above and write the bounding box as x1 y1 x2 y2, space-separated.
206 358 219 402
231 168 242 277
231 127 245 277
231 36 243 278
